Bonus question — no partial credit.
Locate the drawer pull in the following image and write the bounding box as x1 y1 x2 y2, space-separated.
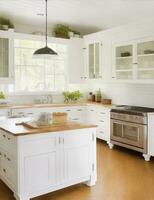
73 118 79 120
100 120 104 122
100 112 105 114
77 109 82 111
66 110 71 112
3 168 6 173
4 154 7 158
99 131 104 133
3 135 6 138
90 110 94 112
7 137 11 140
7 157 11 161
27 113 33 115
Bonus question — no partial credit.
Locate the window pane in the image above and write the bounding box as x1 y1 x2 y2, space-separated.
46 75 54 91
55 75 65 91
14 39 67 92
55 61 65 74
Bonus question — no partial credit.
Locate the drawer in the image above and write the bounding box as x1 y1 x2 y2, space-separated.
22 135 57 156
0 160 15 184
0 131 16 152
1 149 14 168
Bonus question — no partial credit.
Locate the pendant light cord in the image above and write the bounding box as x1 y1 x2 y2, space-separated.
45 0 47 47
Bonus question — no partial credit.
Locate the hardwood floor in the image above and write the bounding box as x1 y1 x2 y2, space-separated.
1 139 154 200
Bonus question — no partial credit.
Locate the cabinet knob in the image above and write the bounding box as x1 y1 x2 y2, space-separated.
7 157 11 161
3 168 6 173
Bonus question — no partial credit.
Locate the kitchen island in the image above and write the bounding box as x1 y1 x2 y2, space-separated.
0 118 97 200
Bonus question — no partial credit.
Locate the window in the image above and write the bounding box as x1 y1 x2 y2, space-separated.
14 39 67 92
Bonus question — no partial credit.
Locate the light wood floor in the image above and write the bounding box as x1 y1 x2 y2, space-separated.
1 139 154 200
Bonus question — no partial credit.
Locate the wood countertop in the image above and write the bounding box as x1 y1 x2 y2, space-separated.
0 102 114 109
0 118 97 136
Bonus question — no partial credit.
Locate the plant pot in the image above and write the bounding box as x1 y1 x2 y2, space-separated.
68 31 74 38
8 28 15 32
55 32 69 39
74 34 80 38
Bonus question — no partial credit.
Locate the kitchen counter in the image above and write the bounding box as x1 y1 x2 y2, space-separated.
0 102 114 109
0 118 97 136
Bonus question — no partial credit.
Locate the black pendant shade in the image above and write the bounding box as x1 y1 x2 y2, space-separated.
33 46 57 57
33 0 58 57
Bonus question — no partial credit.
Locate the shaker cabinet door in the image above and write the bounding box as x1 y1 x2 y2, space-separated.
24 152 58 193
63 130 92 182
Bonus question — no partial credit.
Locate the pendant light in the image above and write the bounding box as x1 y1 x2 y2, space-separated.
33 0 57 57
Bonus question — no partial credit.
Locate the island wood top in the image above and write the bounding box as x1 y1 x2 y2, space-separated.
0 118 97 136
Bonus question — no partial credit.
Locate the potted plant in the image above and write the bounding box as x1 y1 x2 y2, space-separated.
68 29 74 38
63 90 83 103
0 91 9 104
0 17 14 31
73 30 81 38
53 24 70 39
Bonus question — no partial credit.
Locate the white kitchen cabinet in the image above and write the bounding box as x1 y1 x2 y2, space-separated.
23 134 58 193
12 106 87 123
146 113 154 161
63 130 92 182
112 37 154 82
136 40 154 80
0 33 14 83
86 42 102 79
0 124 96 200
87 105 111 144
68 38 86 83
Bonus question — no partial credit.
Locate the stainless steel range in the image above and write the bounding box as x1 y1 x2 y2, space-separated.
110 105 154 157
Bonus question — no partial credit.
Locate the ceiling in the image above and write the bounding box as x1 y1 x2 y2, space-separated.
0 0 154 35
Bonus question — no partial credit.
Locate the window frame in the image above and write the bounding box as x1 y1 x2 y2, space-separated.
11 33 69 94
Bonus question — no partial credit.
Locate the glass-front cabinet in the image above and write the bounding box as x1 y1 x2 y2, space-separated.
113 38 154 81
114 44 134 80
0 38 9 78
0 36 13 82
137 40 154 80
88 42 102 79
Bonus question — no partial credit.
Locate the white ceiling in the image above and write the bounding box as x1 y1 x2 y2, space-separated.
0 0 154 35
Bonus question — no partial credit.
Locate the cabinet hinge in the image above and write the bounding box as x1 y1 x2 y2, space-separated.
92 163 95 172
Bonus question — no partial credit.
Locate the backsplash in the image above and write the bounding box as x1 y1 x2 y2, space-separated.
85 82 154 107
7 94 64 104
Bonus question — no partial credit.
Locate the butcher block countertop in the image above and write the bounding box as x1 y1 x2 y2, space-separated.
0 118 97 136
0 102 114 109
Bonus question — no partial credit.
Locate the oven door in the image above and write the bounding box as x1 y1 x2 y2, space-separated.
111 119 147 149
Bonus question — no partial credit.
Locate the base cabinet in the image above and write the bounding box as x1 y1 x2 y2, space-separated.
0 128 96 200
87 105 111 143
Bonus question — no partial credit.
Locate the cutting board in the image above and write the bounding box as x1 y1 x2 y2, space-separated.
16 121 68 129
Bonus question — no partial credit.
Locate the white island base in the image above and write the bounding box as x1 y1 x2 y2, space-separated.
0 120 97 200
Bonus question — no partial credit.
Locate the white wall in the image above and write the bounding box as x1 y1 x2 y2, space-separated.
85 81 154 107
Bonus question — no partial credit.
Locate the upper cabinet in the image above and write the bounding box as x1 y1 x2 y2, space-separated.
0 34 14 83
112 38 154 82
68 38 86 84
0 38 9 78
87 42 102 79
136 40 154 80
113 44 134 80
